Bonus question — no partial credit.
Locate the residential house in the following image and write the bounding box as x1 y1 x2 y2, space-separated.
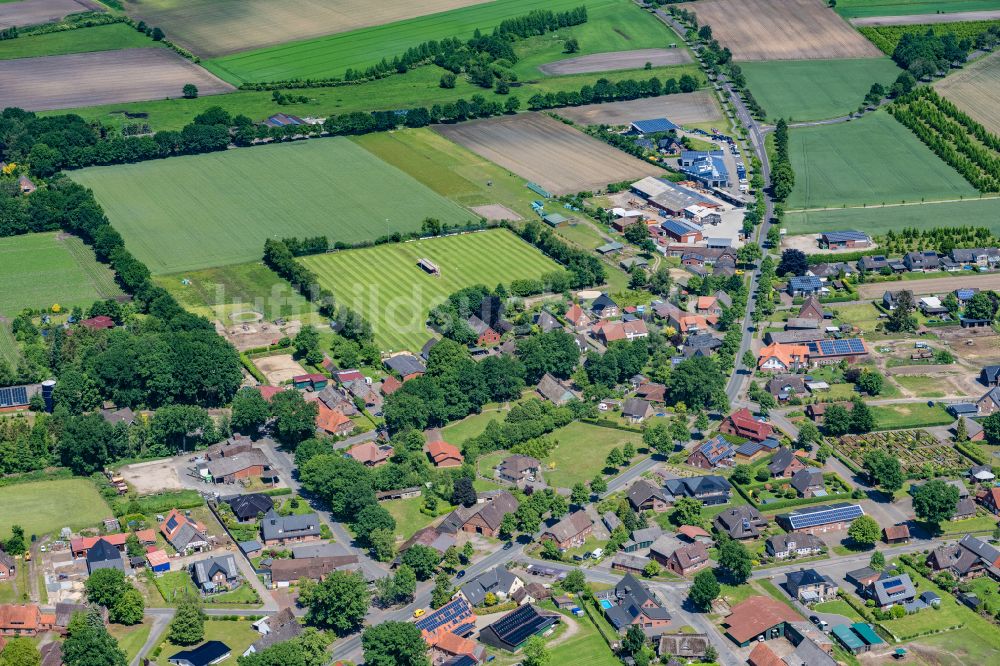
720 408 774 442
267 556 359 585
868 573 917 610
70 531 156 558
682 333 723 358
766 533 824 560
17 176 36 195
428 631 487 664
769 447 806 478
903 250 940 272
787 276 824 297
622 397 653 424
595 573 671 636
881 289 912 311
657 634 709 660
467 315 500 346
927 534 1000 580
167 641 231 666
225 494 274 522
564 303 590 329
662 542 710 576
160 509 209 553
414 597 477 645
734 437 780 463
846 567 882 590
396 527 456 559
797 296 826 322
380 376 402 396
722 596 801 647
458 567 523 607
635 382 667 403
976 387 1000 416
85 539 124 575
191 555 240 593
203 449 276 485
591 294 620 319
981 365 1000 387
535 373 574 406
858 255 889 272
496 455 541 484
260 510 321 546
424 440 464 468
594 319 648 344
664 475 731 505
315 385 358 415
628 479 672 513
384 354 426 381
785 569 838 603
696 295 722 316
346 441 393 467
540 511 593 549
0 604 54 636
790 468 825 498
766 375 807 401
0 552 14 581
243 609 302 657
820 231 871 248
713 506 766 540
686 436 735 469
79 315 115 331
951 247 1000 267
439 491 519 538
776 503 865 535
757 343 809 372
478 604 558 652
315 403 354 437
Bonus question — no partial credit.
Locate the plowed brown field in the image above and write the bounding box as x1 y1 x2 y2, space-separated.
0 0 102 30
538 48 692 75
935 50 1000 136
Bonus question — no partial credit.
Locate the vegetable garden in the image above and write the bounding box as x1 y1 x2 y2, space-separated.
835 429 971 477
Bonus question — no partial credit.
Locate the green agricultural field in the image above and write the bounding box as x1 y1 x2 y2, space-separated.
860 19 1000 53
784 197 1000 235
204 0 663 84
543 421 644 489
70 139 474 274
300 229 558 351
836 0 1000 19
786 110 977 209
154 262 319 324
869 402 954 429
0 232 123 316
0 478 112 540
741 58 901 122
0 24 161 60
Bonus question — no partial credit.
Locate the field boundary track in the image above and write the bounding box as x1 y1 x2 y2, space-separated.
60 234 125 301
0 0 102 29
0 48 234 111
850 9 1000 24
435 112 662 195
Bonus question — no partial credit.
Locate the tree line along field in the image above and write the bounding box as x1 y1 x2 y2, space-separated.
69 138 475 274
124 0 493 59
690 0 882 61
859 19 1000 53
0 23 162 60
783 197 1000 236
41 59 703 133
300 229 560 352
786 109 978 210
936 49 1000 135
203 0 649 85
740 57 901 121
835 0 1000 19
0 232 123 317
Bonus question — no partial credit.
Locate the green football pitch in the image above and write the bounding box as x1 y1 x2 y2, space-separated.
0 232 122 316
300 229 560 352
69 139 475 274
786 110 977 210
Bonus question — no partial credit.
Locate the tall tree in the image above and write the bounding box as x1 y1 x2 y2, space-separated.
862 449 903 492
688 569 720 611
0 638 41 666
231 387 271 436
63 609 127 666
301 571 370 635
848 515 881 547
716 539 752 584
168 596 205 646
361 622 429 666
886 290 917 332
270 390 319 448
912 479 960 527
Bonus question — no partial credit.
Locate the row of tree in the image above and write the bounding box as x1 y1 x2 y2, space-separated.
771 118 794 202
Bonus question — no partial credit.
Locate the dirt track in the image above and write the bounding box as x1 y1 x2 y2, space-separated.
554 91 722 126
538 48 691 75
0 0 101 29
435 113 662 195
0 48 234 111
692 0 881 61
857 273 1000 299
851 10 1000 26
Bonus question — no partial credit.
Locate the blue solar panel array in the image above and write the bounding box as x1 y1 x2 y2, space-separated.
488 605 557 646
632 118 678 133
414 598 473 633
823 230 869 243
0 386 28 408
808 338 865 356
787 504 864 529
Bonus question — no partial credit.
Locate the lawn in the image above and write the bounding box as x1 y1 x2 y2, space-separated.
787 110 978 210
203 0 672 85
869 402 954 429
109 621 152 663
0 478 111 540
154 261 319 324
384 495 455 541
0 323 20 367
938 513 998 535
70 138 474 274
913 625 1000 665
835 0 1000 18
0 232 123 316
812 599 865 622
893 374 948 398
542 421 644 489
156 619 259 666
547 606 619 666
300 229 560 352
440 406 512 445
0 24 161 60
877 571 967 640
784 197 1000 236
741 58 901 122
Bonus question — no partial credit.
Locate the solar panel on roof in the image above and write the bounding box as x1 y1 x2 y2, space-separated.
788 504 863 529
415 598 472 632
0 386 28 408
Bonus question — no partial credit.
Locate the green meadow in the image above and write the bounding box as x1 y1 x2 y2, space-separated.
835 0 1000 18
784 197 1000 235
0 23 161 60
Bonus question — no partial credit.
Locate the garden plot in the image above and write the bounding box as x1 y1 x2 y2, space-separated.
435 113 662 195
835 430 969 476
0 0 101 29
690 0 882 61
553 91 722 126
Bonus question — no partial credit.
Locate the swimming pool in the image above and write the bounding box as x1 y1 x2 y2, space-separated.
599 599 613 609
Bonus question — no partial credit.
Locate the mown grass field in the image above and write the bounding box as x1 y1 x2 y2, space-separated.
836 0 1000 18
70 139 473 274
204 0 663 84
543 421 644 488
741 57 901 121
300 229 558 352
0 478 111 540
154 262 320 324
0 232 123 316
0 324 20 367
787 110 977 209
0 24 161 60
783 197 1000 235
870 402 954 429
